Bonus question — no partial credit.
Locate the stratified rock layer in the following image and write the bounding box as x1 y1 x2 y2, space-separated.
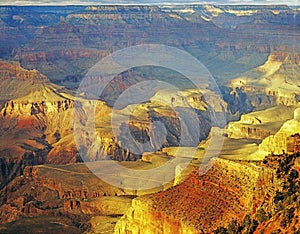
0 163 131 225
252 109 300 158
114 158 281 234
227 105 297 140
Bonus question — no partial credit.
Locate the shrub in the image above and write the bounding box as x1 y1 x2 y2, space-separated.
242 214 251 228
228 220 240 234
214 226 228 234
248 219 258 234
256 208 268 223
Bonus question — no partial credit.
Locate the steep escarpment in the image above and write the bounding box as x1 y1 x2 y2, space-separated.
75 87 227 162
114 158 281 234
7 5 298 89
215 152 300 233
252 108 300 159
0 60 51 99
0 6 64 58
0 60 223 189
13 19 108 85
0 163 133 231
0 61 133 183
219 52 300 122
221 84 277 119
227 105 297 140
0 59 74 113
66 5 175 25
0 60 76 187
227 52 300 111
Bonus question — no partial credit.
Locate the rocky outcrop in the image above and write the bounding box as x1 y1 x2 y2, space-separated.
0 60 219 175
12 18 108 84
0 163 132 226
228 52 300 111
65 5 176 27
0 60 77 186
14 48 106 84
227 105 296 140
221 85 277 119
114 198 198 234
0 113 52 188
75 87 225 162
1 99 74 117
114 158 281 233
252 109 300 158
5 5 296 89
0 60 47 81
0 5 299 233
0 152 47 189
220 52 300 140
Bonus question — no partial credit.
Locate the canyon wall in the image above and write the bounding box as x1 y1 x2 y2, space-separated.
0 61 218 191
252 109 300 158
227 105 296 140
114 198 198 234
114 158 281 233
0 164 131 225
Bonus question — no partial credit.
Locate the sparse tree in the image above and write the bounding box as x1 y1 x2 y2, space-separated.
214 226 228 234
242 214 251 228
256 208 268 223
248 219 258 234
228 220 240 234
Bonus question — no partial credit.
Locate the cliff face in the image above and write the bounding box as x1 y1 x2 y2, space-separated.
0 163 132 230
115 198 198 234
252 109 300 158
227 105 296 140
74 86 224 162
0 60 220 191
4 5 297 90
114 158 281 234
0 60 76 186
228 52 300 109
223 51 300 135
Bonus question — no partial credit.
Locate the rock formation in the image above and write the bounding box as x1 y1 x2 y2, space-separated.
4 5 297 89
0 163 133 232
252 108 300 159
227 105 297 140
229 52 300 109
0 60 223 191
0 5 299 233
114 158 281 234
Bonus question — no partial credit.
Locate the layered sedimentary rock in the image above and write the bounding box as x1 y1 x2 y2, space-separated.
74 85 226 162
5 5 298 89
252 108 300 158
229 53 300 109
227 105 297 140
0 60 222 192
0 163 132 229
0 60 75 186
114 158 281 234
13 19 108 85
0 5 300 233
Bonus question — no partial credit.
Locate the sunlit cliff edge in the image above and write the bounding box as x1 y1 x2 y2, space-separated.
114 158 282 234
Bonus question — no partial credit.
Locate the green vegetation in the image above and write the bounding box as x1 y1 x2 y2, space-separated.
256 208 269 223
213 215 259 234
214 152 300 234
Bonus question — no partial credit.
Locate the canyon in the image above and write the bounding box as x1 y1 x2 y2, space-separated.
0 5 298 88
0 59 222 188
0 4 299 234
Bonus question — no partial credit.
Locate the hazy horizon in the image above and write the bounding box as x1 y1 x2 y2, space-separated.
0 0 298 6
